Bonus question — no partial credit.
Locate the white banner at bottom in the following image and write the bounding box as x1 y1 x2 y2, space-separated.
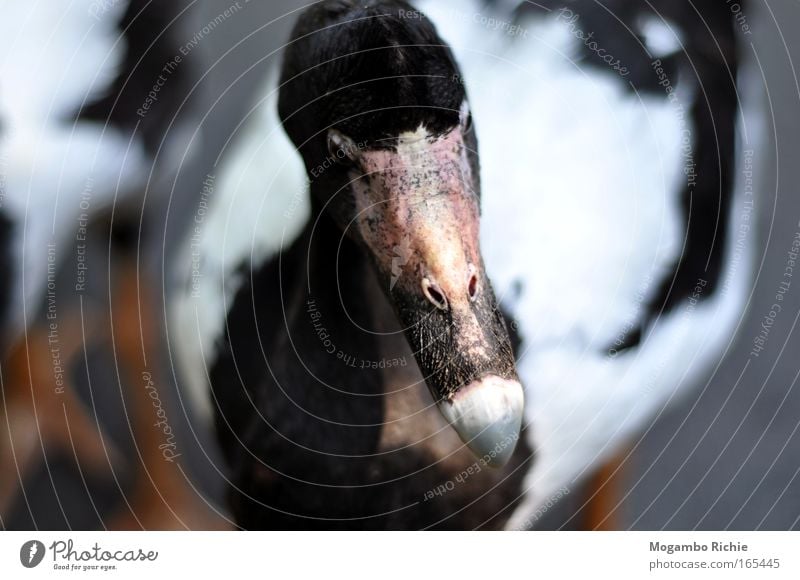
0 531 797 579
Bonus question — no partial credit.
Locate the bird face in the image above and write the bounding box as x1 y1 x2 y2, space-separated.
278 0 523 466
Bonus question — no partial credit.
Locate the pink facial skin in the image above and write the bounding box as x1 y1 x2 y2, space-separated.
349 126 504 378
353 127 479 296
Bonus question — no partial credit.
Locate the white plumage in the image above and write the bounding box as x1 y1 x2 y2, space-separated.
418 0 762 527
0 0 146 333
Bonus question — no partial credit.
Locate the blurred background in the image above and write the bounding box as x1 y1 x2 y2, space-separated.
0 0 798 530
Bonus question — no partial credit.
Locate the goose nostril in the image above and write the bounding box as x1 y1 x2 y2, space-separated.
467 264 479 301
422 278 448 310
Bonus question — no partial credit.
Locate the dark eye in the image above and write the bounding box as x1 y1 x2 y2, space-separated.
327 129 359 166
463 112 473 133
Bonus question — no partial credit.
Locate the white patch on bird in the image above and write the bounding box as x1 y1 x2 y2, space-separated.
395 124 434 148
417 0 761 527
639 15 684 57
169 74 309 419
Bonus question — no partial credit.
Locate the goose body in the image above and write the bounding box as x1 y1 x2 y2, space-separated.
172 0 760 528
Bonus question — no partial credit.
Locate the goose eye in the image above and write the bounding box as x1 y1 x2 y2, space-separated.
327 129 359 165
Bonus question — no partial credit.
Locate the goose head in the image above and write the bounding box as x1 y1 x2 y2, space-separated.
278 0 523 466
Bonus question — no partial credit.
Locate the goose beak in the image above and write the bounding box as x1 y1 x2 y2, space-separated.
352 126 524 467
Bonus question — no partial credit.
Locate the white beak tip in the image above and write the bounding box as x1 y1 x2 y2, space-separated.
438 375 524 468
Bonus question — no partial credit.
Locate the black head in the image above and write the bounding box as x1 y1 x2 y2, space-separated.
279 1 466 144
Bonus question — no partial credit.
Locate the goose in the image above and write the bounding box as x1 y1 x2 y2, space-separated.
172 0 762 529
0 0 203 524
